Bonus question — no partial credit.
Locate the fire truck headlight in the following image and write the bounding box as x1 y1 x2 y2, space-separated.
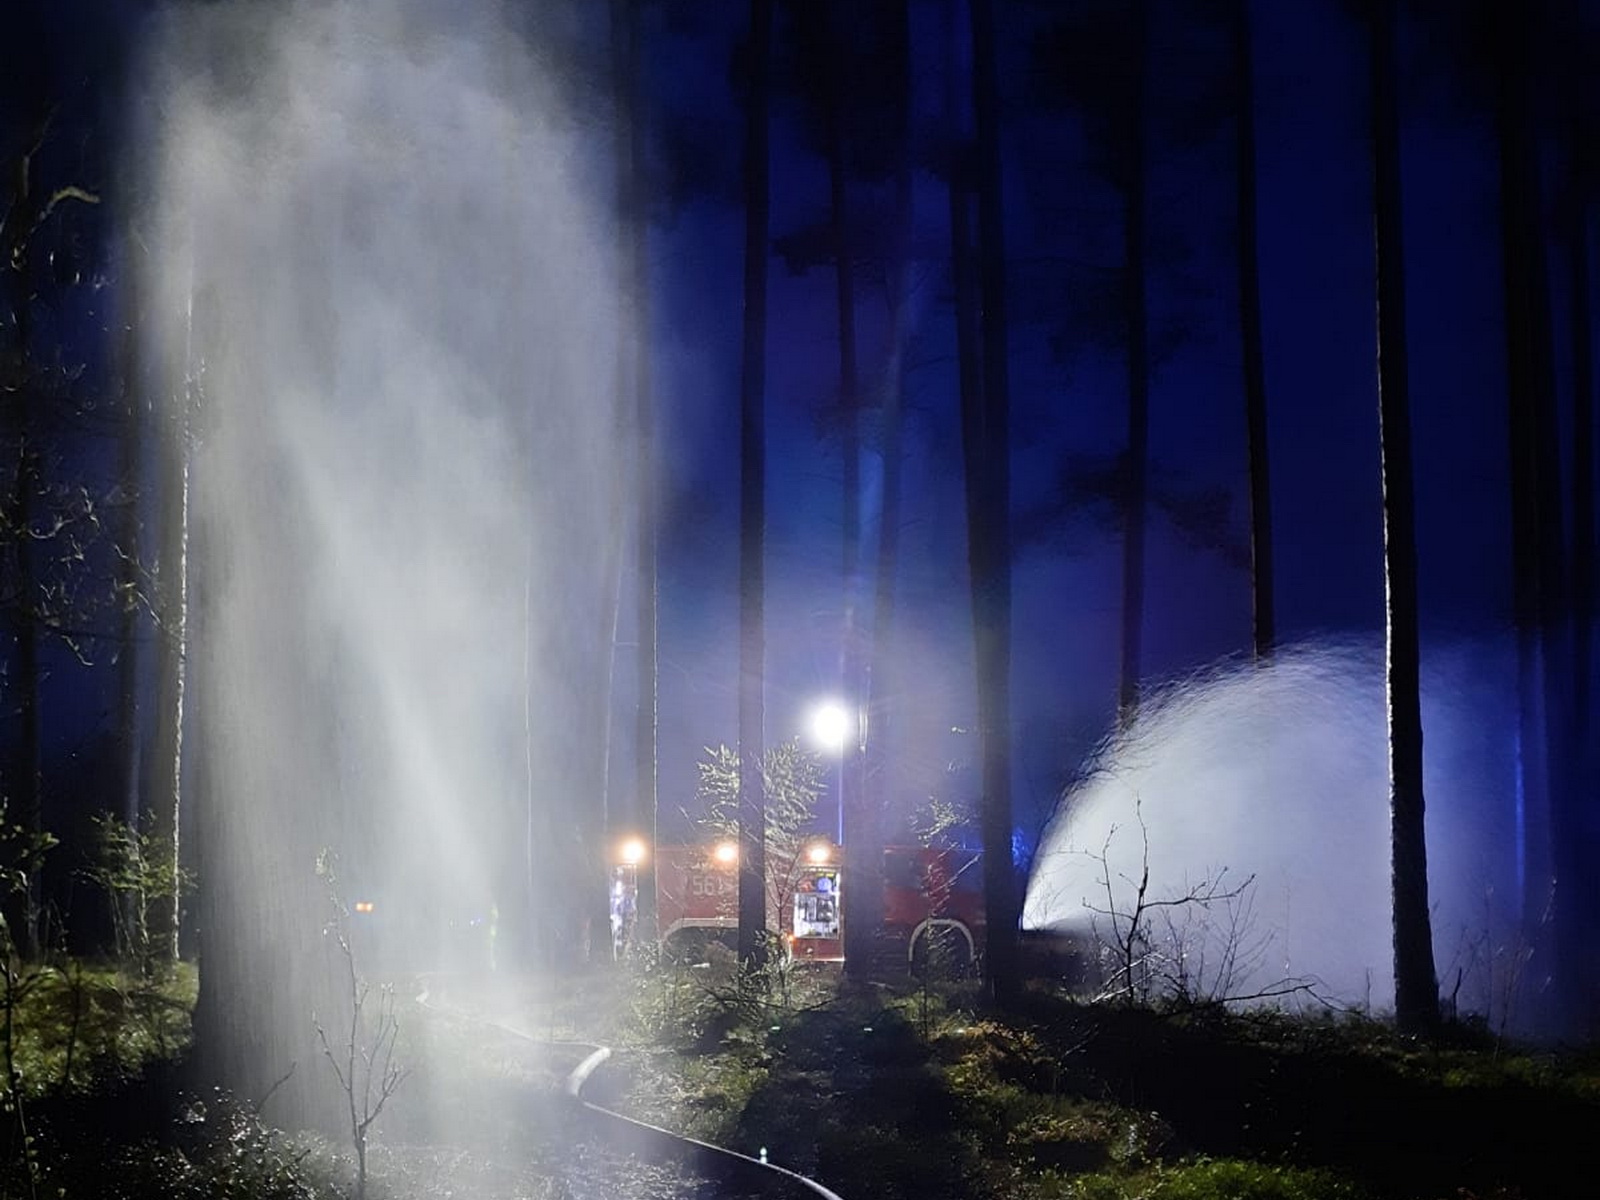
713 840 738 865
619 837 647 866
806 843 831 864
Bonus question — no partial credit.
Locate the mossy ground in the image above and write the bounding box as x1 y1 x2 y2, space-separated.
1 963 715 1200
7 955 1598 1200
586 955 1600 1200
2 960 196 1098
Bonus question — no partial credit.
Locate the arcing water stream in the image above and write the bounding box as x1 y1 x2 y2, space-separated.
1024 640 1530 1025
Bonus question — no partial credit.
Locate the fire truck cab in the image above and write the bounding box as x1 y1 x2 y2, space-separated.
611 838 844 962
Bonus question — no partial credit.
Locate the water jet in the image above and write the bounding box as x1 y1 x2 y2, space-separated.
1024 639 1531 1025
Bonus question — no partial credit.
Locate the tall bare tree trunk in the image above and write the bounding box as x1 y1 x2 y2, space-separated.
737 0 772 967
949 6 983 543
1118 0 1151 724
3 143 44 957
631 327 660 942
614 0 659 948
116 239 149 966
11 446 41 958
855 0 914 977
822 4 870 973
582 443 624 964
1236 0 1275 663
1570 204 1593 742
968 0 1019 1006
1372 0 1437 1036
604 0 657 957
1564 187 1596 1024
947 0 987 982
117 267 146 833
1495 3 1568 1026
150 252 194 964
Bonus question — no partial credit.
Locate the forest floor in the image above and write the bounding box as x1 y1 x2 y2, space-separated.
506 953 1600 1200
8 956 1599 1200
0 962 725 1200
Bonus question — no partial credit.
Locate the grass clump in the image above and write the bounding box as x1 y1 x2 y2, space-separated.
5 961 196 1096
1050 1158 1370 1200
0 958 352 1200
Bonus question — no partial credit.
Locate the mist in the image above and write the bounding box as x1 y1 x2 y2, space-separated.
136 0 624 1124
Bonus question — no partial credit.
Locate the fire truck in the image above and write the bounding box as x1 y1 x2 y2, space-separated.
609 838 985 971
883 843 985 971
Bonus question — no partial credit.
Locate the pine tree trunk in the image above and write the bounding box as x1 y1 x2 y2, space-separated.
1569 203 1593 743
117 280 146 833
856 0 915 976
14 451 42 958
1118 0 1150 725
117 247 148 964
1563 139 1595 1015
1236 0 1275 663
947 4 988 988
968 0 1019 1006
1372 0 1437 1036
1494 3 1567 1026
585 549 620 964
823 5 871 973
737 0 772 967
4 146 44 958
632 318 660 948
609 0 659 948
150 257 194 965
949 10 984 544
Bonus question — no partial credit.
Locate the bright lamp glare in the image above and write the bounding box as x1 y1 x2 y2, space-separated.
619 837 646 865
806 843 831 864
809 700 851 752
714 841 739 864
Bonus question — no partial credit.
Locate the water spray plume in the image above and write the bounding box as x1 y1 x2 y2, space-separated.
1025 640 1528 1025
139 0 626 1129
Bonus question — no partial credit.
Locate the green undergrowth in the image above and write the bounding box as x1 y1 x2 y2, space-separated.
4 963 721 1200
4 959 197 1097
590 962 1600 1200
2 964 626 1200
32 1087 349 1200
0 959 349 1200
1051 1158 1372 1200
7 951 1597 1200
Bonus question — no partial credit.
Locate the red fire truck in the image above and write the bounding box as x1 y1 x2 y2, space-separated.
610 837 844 961
883 843 985 971
610 838 985 971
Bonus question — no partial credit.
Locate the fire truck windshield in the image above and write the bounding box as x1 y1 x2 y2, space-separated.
793 871 841 939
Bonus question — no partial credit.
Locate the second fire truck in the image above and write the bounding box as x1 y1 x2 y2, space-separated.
610 837 986 971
